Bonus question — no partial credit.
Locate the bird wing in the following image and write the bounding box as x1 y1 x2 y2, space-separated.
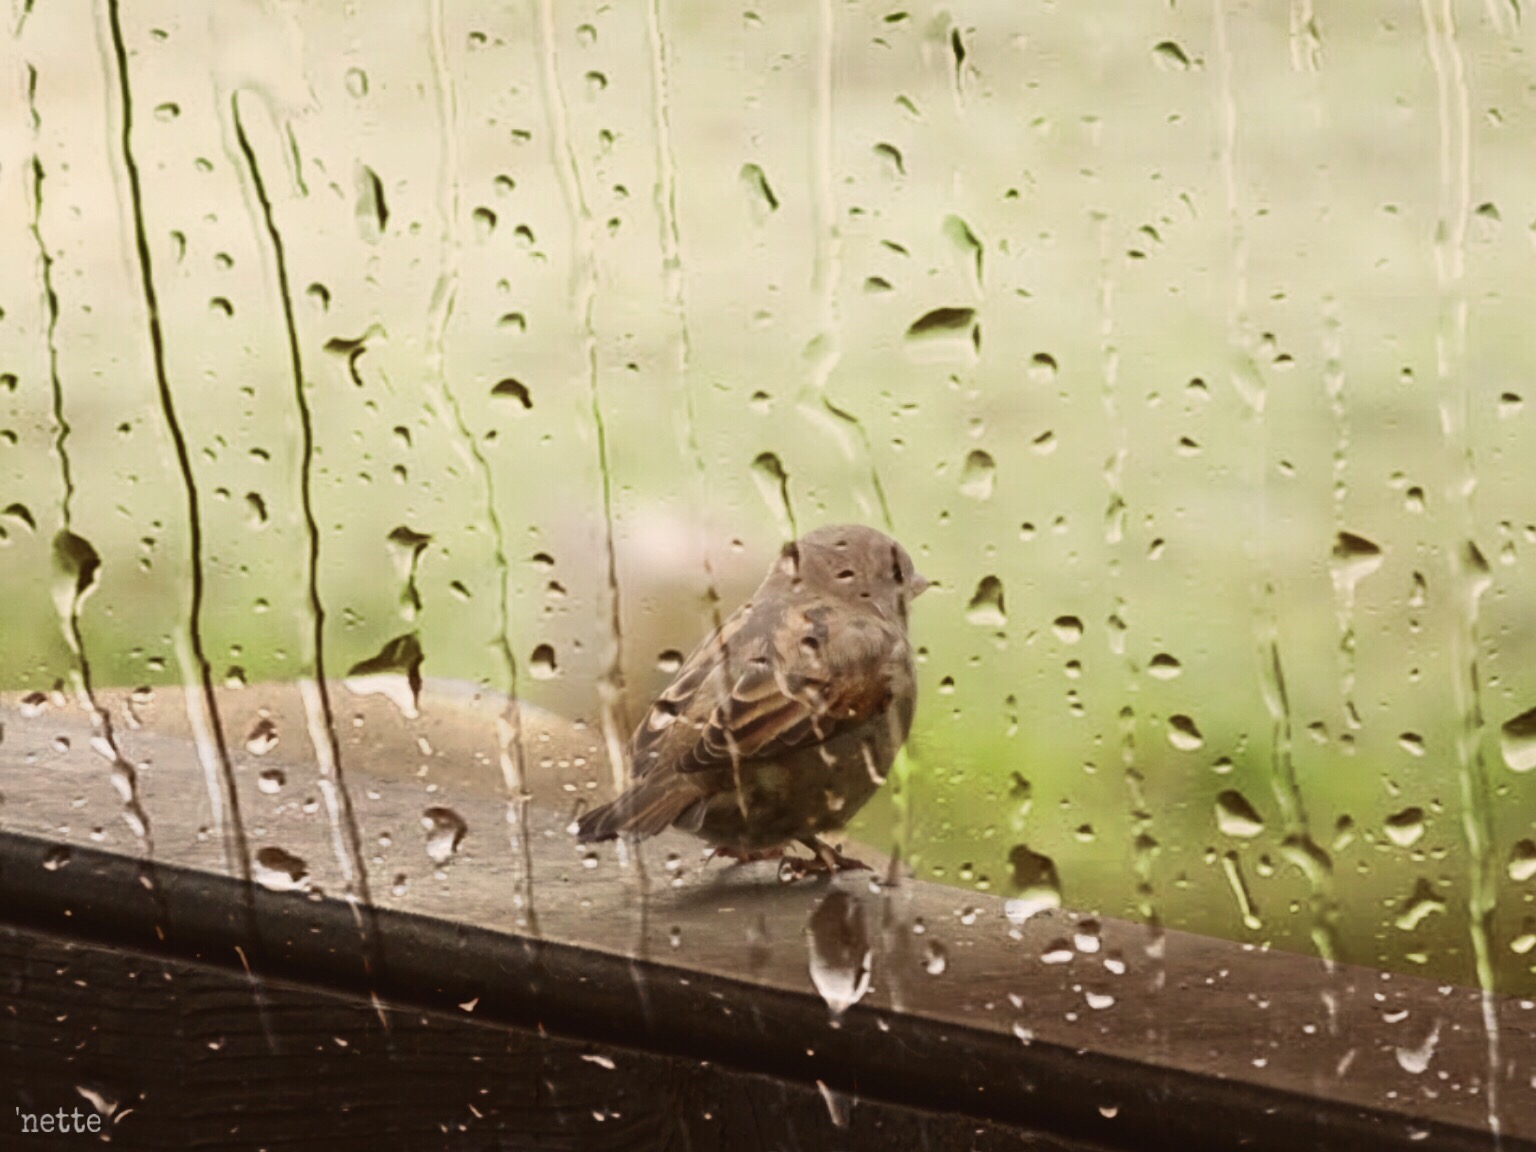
631 597 905 778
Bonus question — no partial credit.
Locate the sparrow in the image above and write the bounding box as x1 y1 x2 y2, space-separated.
576 524 927 876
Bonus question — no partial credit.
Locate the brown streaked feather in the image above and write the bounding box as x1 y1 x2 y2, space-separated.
660 603 904 775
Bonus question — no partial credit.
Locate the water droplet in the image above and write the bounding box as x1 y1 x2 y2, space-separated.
959 450 995 500
1384 807 1426 848
942 214 984 287
1166 714 1203 751
904 306 979 363
1147 653 1182 679
530 644 558 679
965 576 1006 626
1005 845 1061 922
1051 616 1083 644
806 892 872 1020
42 845 70 871
1394 879 1445 931
472 206 497 239
254 847 310 892
1330 531 1385 595
2 503 35 532
1508 839 1536 882
1500 706 1536 772
1151 40 1192 70
873 141 904 176
905 933 942 978
1395 1020 1441 1074
491 378 532 409
739 162 779 215
345 68 369 98
656 649 684 674
1024 353 1057 385
245 717 278 756
422 806 468 865
52 530 101 611
1215 790 1264 838
1398 732 1425 757
355 163 389 242
344 633 424 718
257 768 285 795
1498 392 1523 419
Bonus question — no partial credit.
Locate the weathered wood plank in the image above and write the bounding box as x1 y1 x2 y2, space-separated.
1 683 1531 1150
2 926 1065 1151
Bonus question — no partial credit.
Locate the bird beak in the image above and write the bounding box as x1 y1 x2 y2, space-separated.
909 572 931 597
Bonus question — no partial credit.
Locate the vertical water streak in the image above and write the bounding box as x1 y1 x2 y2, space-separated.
1096 216 1160 979
1288 0 1321 73
230 96 374 923
101 0 249 887
27 61 157 868
644 0 724 635
534 0 630 825
1419 0 1502 1137
424 0 537 937
799 0 891 530
1212 0 1340 966
1293 15 1364 748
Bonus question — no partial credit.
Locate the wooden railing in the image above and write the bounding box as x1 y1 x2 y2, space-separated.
1 683 1530 1150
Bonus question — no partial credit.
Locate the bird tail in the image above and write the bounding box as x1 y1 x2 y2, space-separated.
575 776 704 843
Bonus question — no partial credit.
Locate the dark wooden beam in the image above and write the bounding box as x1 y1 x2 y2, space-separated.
1 684 1530 1151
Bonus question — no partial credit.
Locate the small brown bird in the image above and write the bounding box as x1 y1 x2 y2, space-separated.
576 524 927 875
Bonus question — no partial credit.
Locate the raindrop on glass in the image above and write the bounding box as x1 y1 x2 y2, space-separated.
1500 706 1536 773
422 806 468 865
1215 790 1264 838
959 450 995 500
965 576 1006 626
245 717 279 756
254 847 310 892
806 891 872 1021
1005 845 1061 922
1166 714 1203 751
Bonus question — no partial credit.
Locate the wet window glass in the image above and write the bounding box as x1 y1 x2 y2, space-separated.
2 1 1533 1144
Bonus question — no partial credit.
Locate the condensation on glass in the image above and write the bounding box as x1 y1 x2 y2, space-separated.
0 0 1533 1068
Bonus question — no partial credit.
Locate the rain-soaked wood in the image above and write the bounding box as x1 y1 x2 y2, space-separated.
0 682 1531 1151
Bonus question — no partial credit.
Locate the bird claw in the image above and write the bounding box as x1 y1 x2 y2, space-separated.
777 839 871 882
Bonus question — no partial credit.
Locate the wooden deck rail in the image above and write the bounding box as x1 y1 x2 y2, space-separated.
1 682 1531 1150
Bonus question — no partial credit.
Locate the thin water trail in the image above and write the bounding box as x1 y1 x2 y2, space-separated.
644 0 724 639
533 0 658 982
1211 0 1341 972
230 95 377 964
28 65 158 879
638 0 714 988
100 0 250 891
798 0 890 531
1293 11 1369 756
1419 0 1502 1140
1095 214 1162 1021
535 0 627 800
422 0 537 938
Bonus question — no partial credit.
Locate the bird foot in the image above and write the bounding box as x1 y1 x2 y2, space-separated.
709 846 784 867
777 839 871 882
